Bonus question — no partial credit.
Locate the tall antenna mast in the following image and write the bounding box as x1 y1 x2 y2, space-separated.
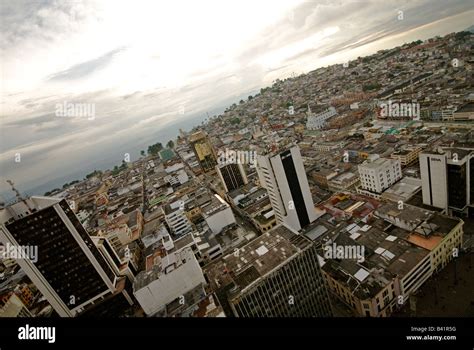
6 180 32 210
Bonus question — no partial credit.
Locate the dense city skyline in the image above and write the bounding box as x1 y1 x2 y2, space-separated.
0 2 473 346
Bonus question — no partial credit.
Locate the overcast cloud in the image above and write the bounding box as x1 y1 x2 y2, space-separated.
1 0 473 200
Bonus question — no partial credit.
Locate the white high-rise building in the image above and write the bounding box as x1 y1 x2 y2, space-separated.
420 148 473 214
256 146 317 232
420 151 449 211
358 157 402 195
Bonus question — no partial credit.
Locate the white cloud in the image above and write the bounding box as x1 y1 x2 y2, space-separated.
0 0 472 197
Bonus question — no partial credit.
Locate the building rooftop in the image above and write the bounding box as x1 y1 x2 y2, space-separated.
319 217 430 299
201 194 229 218
0 196 60 224
455 102 474 113
134 248 194 291
204 225 311 293
381 177 421 201
359 157 398 170
421 147 472 160
375 202 434 230
189 131 208 143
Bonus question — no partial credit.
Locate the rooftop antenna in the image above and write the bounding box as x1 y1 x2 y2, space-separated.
6 179 32 210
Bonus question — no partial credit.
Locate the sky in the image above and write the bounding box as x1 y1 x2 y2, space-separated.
1 0 473 201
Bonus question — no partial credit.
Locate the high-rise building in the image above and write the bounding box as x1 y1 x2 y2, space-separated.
189 131 217 173
256 145 317 232
205 225 332 317
216 162 248 192
92 236 139 282
357 157 402 197
0 197 117 317
420 148 473 215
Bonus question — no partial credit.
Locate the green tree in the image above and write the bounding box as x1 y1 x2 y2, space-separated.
86 170 102 179
147 142 163 155
455 31 471 39
167 140 174 149
363 83 381 92
112 165 120 175
140 150 145 157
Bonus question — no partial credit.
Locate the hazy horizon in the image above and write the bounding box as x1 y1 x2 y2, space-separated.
1 0 473 201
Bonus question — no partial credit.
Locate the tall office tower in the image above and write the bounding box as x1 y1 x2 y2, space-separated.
216 162 248 193
189 131 217 172
420 148 473 216
0 197 117 317
256 145 317 232
205 225 332 317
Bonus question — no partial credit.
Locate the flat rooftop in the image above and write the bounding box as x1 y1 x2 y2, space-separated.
382 177 421 198
359 157 397 169
134 248 194 291
318 217 430 299
204 225 311 293
421 147 472 160
455 102 474 113
201 195 229 218
406 234 443 251
375 202 434 228
1 196 61 224
188 131 208 143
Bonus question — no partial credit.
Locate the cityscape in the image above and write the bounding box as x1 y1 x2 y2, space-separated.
0 0 473 346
